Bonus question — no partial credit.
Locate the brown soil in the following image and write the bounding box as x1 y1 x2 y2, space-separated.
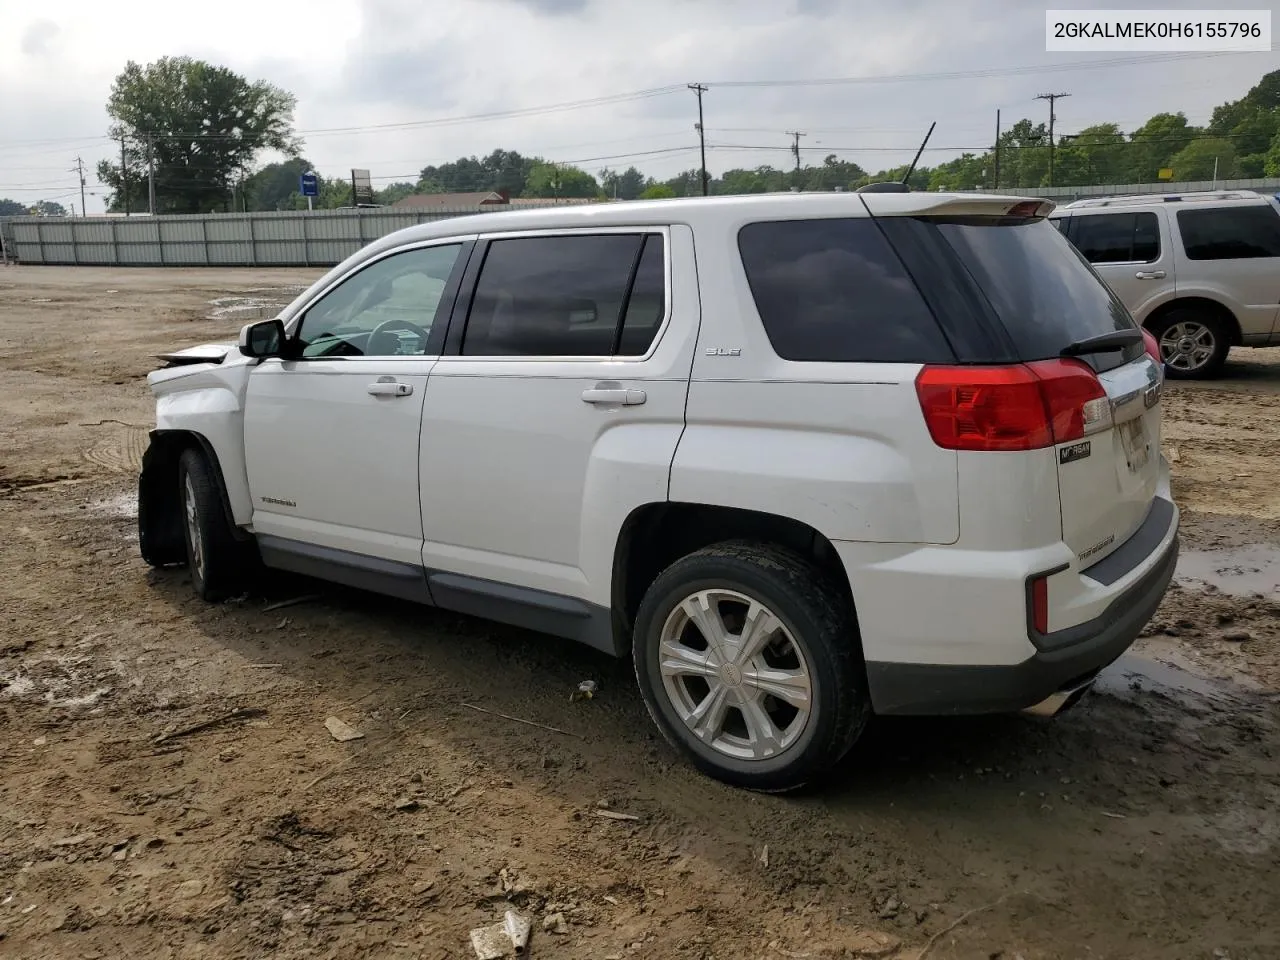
1 266 1278 960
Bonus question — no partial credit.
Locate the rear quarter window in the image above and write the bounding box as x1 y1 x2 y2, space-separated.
933 217 1139 371
737 218 952 363
1177 205 1280 260
1069 212 1160 264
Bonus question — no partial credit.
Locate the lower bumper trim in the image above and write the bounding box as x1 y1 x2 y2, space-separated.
866 535 1178 716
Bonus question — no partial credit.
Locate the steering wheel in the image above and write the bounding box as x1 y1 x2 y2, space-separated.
365 318 430 356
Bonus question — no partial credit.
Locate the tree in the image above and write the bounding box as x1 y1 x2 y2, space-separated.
599 166 649 200
1126 113 1200 182
377 182 417 205
0 198 25 216
638 183 676 199
30 200 68 216
1165 137 1237 182
524 163 599 198
244 158 314 211
928 153 988 191
416 149 538 197
95 56 299 214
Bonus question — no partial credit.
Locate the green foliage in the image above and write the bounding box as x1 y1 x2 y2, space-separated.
0 198 26 216
600 166 651 200
1166 137 1237 181
639 183 676 199
416 149 538 196
96 56 299 214
244 158 314 211
524 162 599 198
30 200 68 216
377 182 417 205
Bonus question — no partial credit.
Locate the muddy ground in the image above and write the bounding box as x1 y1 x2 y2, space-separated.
1 266 1277 960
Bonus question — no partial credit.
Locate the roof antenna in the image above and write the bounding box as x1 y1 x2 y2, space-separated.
902 121 936 185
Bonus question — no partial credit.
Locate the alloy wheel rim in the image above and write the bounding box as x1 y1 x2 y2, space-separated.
657 589 812 761
1159 321 1215 372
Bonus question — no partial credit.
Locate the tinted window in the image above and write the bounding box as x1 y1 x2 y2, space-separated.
1050 217 1069 234
936 217 1137 368
1070 212 1160 263
297 244 461 358
1177 205 1280 260
737 219 951 363
617 235 666 355
462 234 660 357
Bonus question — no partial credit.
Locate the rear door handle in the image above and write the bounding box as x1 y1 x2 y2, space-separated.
367 380 413 397
1134 270 1166 279
581 383 646 406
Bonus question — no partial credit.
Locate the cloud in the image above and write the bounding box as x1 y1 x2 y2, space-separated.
20 19 59 57
0 0 1273 213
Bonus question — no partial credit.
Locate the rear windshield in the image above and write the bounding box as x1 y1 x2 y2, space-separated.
932 217 1139 368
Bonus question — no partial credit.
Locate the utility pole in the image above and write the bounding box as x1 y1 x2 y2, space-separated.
146 134 156 215
688 83 709 196
120 136 130 217
993 110 1001 190
786 131 806 187
72 156 87 215
1035 92 1070 187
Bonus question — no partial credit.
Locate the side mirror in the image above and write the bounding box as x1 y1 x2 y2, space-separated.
239 318 287 359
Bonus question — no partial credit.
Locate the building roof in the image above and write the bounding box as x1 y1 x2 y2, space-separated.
392 191 506 209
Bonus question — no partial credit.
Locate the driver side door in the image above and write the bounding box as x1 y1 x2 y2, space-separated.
243 238 472 574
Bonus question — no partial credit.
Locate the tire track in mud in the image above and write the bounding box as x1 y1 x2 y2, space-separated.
82 425 149 475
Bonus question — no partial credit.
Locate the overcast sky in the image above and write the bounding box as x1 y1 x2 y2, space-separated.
2 0 1275 213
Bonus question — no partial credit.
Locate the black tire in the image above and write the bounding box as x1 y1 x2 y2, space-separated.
632 541 870 792
177 448 248 602
1148 308 1230 380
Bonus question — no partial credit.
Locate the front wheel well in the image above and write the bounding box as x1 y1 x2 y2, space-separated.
138 430 246 567
1143 297 1242 346
611 502 855 654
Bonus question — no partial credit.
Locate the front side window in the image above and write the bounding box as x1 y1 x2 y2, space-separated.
296 243 462 358
1177 205 1280 260
1070 212 1160 264
461 233 666 357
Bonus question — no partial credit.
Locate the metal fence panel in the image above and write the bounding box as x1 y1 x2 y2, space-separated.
8 183 1278 267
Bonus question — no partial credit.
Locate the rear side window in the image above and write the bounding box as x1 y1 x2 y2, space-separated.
737 218 952 363
1070 212 1160 264
934 217 1137 369
1177 205 1280 260
462 233 665 357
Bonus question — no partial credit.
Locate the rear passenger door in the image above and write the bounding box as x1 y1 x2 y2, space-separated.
1174 204 1280 341
418 226 697 613
1066 210 1171 320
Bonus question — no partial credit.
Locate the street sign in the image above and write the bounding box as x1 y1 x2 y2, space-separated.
299 172 319 197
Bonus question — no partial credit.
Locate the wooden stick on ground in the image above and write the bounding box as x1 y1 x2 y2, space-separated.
153 708 266 745
460 702 584 740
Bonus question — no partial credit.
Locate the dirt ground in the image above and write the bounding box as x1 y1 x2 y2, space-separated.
1 267 1278 960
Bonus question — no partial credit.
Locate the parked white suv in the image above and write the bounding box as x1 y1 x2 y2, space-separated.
1050 191 1280 379
139 191 1179 790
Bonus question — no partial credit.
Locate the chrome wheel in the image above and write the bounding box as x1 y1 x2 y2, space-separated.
183 473 205 581
1159 320 1216 372
658 589 812 761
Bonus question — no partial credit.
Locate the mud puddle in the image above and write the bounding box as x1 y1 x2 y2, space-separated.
205 286 305 321
1097 646 1263 707
1176 543 1280 597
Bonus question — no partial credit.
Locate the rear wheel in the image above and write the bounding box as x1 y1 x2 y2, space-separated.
1150 308 1230 380
178 448 248 601
632 541 870 792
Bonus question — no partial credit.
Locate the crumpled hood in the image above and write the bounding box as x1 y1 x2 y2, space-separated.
154 341 237 366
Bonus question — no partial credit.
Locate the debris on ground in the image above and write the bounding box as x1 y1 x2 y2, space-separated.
593 809 640 822
470 909 532 958
324 717 364 742
571 679 597 702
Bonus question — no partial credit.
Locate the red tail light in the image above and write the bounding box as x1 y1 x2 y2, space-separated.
916 360 1108 452
1141 327 1161 367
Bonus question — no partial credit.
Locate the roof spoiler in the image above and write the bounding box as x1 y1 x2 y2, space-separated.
857 182 911 194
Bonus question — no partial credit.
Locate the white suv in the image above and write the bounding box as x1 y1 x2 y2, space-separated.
1050 191 1280 379
139 191 1179 790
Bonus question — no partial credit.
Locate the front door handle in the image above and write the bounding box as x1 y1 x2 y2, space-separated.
1135 270 1166 280
581 383 646 406
368 380 413 397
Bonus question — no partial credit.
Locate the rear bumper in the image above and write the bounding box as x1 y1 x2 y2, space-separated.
865 533 1178 716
